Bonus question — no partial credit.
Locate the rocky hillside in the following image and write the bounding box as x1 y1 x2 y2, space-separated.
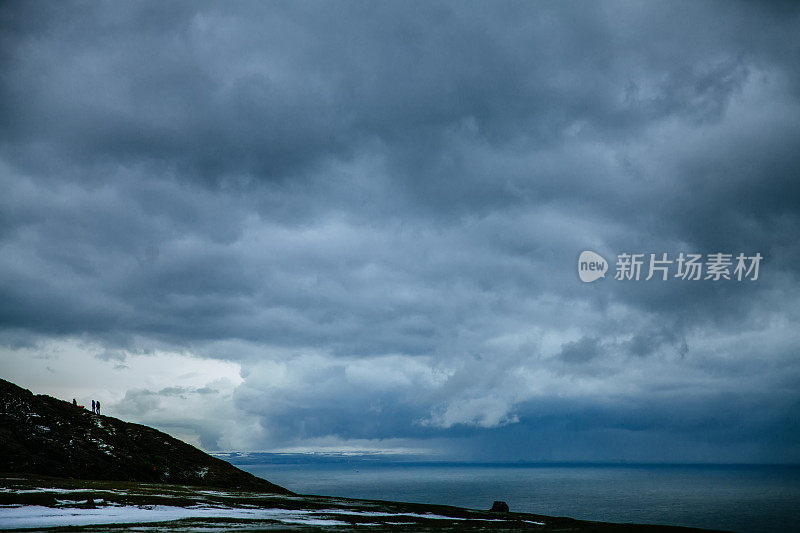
0 379 291 493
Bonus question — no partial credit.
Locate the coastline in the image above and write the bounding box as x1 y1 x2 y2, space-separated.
0 475 727 532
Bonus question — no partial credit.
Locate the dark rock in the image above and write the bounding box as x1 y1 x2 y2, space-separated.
0 378 291 493
490 500 510 512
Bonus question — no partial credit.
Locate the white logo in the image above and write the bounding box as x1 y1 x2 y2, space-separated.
578 250 608 283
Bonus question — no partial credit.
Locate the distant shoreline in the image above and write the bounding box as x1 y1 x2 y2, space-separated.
213 452 800 468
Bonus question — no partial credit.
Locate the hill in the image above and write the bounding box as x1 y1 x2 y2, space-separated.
0 378 291 493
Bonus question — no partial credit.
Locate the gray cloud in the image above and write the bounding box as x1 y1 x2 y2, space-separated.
559 337 600 364
1 0 799 461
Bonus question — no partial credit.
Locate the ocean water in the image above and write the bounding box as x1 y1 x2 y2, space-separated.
235 462 800 533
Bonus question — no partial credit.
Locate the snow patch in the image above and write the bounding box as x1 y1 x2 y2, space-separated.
0 505 351 528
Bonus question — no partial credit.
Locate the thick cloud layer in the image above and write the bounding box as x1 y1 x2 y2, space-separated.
1 1 799 462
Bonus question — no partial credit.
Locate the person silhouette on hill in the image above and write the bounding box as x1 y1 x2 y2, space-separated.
91 399 95 414
72 398 77 406
96 401 101 415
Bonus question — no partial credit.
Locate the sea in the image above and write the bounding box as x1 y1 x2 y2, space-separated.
230 459 800 533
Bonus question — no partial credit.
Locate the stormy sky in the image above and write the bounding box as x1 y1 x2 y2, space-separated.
1 1 799 463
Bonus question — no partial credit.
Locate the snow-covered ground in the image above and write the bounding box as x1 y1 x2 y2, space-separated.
0 503 546 529
0 479 551 531
0 504 351 528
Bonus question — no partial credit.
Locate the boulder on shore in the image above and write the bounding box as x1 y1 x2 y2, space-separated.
490 500 510 512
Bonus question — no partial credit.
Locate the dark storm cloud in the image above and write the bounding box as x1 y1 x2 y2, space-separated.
1 1 799 460
559 337 600 364
2 2 792 189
